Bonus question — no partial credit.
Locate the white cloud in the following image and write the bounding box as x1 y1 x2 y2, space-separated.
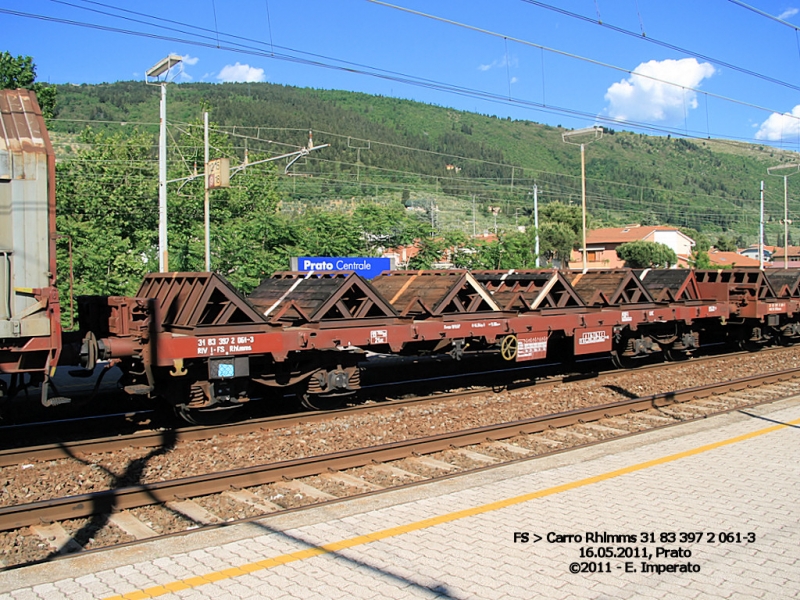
755 105 800 140
478 55 518 72
779 8 799 20
604 58 715 123
181 54 199 66
216 63 266 83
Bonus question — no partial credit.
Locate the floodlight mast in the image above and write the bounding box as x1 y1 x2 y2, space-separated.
562 126 603 273
767 163 800 268
146 54 184 79
146 54 183 272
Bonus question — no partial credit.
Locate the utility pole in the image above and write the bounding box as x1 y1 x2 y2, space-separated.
760 180 765 271
533 184 540 268
768 163 800 267
146 54 183 272
348 137 370 183
562 126 603 273
204 111 210 272
158 82 169 271
472 194 477 237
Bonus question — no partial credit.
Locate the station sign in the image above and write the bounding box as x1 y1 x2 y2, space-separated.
291 257 393 279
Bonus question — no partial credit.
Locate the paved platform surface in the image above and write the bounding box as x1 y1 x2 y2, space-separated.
2 396 799 599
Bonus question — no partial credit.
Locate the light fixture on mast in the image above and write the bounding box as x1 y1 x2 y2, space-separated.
562 126 603 273
767 162 800 268
146 54 183 272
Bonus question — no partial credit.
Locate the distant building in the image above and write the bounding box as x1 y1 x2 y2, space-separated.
705 249 760 268
569 225 695 269
769 246 800 268
381 244 421 269
739 246 773 263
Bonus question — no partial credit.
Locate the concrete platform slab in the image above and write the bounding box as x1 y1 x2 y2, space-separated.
2 396 799 599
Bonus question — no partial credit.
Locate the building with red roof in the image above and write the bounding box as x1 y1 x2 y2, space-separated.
569 225 695 269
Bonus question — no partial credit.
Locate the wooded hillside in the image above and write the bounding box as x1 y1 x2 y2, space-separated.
50 80 797 244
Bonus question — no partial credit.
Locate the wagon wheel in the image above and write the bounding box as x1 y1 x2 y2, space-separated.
500 335 518 361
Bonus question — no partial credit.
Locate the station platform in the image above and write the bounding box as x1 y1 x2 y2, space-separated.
2 396 799 599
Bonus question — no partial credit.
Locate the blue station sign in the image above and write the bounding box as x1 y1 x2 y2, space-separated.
291 257 393 279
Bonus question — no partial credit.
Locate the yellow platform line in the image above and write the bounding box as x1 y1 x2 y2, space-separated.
105 413 800 600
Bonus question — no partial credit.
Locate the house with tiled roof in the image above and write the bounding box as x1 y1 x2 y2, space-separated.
763 246 800 268
569 225 695 269
706 249 760 268
381 243 421 268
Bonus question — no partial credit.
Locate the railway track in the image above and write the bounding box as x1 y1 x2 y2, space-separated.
0 347 773 467
2 363 800 569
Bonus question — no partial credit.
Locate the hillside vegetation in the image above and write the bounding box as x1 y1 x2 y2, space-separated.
50 80 800 245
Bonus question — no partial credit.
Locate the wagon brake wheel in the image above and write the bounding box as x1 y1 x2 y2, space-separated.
500 335 518 361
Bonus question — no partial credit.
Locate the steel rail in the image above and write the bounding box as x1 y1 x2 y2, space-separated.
0 348 759 467
1 366 798 532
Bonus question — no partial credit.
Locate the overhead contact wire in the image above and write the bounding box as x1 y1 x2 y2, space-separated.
520 0 800 93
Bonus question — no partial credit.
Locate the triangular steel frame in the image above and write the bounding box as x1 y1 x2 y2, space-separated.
136 272 268 332
567 270 655 306
473 270 585 311
248 272 398 324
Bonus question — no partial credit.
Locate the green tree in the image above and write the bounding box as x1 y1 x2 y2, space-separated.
680 227 710 252
616 240 677 268
692 249 713 269
538 201 584 235
531 202 585 266
407 230 463 270
295 209 363 257
715 235 737 252
163 120 292 292
465 230 539 270
210 162 294 292
539 221 578 265
0 52 56 118
56 128 158 300
408 237 448 270
353 202 427 253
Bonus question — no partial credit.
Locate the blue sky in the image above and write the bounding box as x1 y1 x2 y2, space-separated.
5 0 800 145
